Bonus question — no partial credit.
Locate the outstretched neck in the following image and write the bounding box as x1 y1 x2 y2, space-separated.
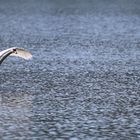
0 50 13 64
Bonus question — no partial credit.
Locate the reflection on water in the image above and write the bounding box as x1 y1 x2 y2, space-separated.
0 76 139 140
0 94 33 139
0 0 140 139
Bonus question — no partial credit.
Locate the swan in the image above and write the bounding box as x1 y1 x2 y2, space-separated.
0 47 32 64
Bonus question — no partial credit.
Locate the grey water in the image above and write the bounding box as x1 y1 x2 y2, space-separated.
0 0 140 139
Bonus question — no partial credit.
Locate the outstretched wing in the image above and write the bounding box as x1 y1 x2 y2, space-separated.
10 48 32 60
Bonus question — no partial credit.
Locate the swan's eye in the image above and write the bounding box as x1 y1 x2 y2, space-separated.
13 49 17 53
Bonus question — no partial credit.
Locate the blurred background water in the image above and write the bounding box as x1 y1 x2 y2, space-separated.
0 0 140 139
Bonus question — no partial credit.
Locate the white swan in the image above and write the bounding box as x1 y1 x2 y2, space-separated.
0 47 32 64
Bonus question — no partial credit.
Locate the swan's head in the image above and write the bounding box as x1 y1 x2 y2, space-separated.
12 48 17 54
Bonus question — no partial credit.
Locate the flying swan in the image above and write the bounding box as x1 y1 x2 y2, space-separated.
0 47 32 64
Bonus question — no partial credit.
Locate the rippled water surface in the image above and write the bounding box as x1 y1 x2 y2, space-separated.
0 0 140 139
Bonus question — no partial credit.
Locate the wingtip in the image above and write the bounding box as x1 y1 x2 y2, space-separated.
24 53 33 60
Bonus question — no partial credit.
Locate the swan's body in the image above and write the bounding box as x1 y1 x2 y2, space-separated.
0 47 32 64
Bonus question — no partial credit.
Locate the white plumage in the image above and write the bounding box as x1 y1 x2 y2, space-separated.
0 47 32 64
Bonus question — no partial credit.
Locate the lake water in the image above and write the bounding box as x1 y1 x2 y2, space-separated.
0 0 140 139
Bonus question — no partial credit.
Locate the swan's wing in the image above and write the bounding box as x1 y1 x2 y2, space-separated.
10 48 32 60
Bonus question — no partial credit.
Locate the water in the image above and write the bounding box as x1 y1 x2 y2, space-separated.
0 0 140 139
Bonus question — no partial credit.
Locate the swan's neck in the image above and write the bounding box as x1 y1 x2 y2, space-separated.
0 50 13 64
